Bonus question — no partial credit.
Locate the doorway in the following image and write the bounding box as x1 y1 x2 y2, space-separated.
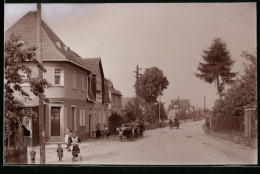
51 107 61 136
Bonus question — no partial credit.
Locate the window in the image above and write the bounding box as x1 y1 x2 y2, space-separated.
112 96 116 107
88 76 92 92
81 75 85 91
103 110 106 124
79 108 86 126
96 78 101 91
54 68 64 86
73 71 77 89
99 110 102 124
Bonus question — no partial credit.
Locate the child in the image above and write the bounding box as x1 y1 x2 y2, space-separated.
119 128 123 142
72 144 80 158
57 144 63 161
69 133 81 151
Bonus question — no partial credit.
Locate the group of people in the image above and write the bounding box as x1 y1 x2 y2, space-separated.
95 124 110 139
56 128 81 161
57 124 111 161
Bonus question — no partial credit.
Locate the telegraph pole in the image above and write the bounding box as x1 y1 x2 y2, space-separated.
177 96 180 120
133 64 142 121
158 85 162 125
204 96 206 113
37 3 45 164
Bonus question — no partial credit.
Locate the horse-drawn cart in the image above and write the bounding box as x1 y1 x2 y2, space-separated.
116 123 145 141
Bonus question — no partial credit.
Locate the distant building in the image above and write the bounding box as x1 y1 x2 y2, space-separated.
168 99 191 119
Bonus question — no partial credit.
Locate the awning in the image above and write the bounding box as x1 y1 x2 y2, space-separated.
15 96 39 107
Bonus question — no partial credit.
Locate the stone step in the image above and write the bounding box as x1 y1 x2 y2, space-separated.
46 137 65 145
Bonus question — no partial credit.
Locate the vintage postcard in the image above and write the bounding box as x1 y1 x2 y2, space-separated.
3 3 257 165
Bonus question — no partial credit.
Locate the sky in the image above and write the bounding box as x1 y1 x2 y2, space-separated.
4 3 256 110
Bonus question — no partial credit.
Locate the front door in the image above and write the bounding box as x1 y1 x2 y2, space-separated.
51 107 60 136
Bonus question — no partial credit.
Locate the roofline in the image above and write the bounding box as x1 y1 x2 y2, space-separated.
43 59 93 73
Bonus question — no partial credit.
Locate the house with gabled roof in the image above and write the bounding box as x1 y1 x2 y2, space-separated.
168 99 191 120
5 11 110 143
81 58 111 133
105 79 122 116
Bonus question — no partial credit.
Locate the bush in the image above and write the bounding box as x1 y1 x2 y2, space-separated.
212 51 256 133
108 112 123 135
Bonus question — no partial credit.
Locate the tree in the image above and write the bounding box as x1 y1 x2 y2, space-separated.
154 102 168 121
123 98 138 122
123 97 158 123
195 38 236 98
136 67 169 104
240 51 257 104
212 51 256 117
4 34 51 142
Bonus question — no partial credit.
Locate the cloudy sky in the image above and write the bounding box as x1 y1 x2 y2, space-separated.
4 3 256 109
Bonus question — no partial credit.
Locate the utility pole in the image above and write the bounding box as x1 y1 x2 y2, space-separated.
158 85 162 124
37 3 45 164
204 96 206 113
133 64 142 121
177 96 180 120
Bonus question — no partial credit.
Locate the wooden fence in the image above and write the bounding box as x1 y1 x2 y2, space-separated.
4 147 27 164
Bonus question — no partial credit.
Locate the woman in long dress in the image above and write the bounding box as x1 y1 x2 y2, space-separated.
65 128 71 149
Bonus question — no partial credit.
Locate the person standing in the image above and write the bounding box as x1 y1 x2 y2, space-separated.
118 128 123 142
64 128 71 149
56 144 63 162
96 127 101 139
104 124 110 139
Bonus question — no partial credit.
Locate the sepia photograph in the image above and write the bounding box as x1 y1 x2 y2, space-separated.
3 2 257 165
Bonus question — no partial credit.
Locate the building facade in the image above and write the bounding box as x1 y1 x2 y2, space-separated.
5 11 110 142
168 99 191 120
106 79 122 116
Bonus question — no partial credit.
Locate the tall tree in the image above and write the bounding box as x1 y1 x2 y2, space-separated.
136 67 169 104
195 38 236 98
154 102 168 121
212 51 257 117
4 34 51 141
123 97 158 123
